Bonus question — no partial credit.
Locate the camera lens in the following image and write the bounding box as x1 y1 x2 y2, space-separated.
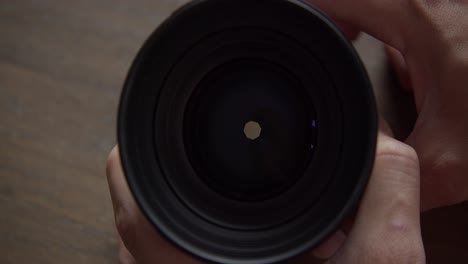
118 0 377 263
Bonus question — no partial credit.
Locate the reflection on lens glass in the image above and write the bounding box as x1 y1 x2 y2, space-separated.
243 121 262 141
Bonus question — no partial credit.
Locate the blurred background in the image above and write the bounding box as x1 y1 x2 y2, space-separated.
0 1 466 263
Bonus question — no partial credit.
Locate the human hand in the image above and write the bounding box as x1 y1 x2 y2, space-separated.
308 0 468 211
106 146 203 264
106 127 425 263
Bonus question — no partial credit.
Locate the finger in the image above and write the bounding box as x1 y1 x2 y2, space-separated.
307 0 411 51
379 115 394 137
336 22 361 41
119 238 136 264
313 116 392 260
312 116 392 260
106 146 134 214
354 133 421 237
336 133 424 262
106 146 202 264
386 45 412 91
339 214 355 236
312 230 346 259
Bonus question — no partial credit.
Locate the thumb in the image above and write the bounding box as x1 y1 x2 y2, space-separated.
330 133 425 263
106 146 202 264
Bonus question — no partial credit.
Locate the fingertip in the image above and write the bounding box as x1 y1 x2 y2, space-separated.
312 230 346 259
105 145 135 220
336 22 361 41
307 0 409 51
385 45 412 91
119 238 137 264
351 135 420 235
106 145 120 176
376 135 419 167
379 116 394 137
340 213 356 236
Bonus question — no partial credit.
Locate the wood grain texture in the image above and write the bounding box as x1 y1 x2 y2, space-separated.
0 1 466 263
0 1 187 263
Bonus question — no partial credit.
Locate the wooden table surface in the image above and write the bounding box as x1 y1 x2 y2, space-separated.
0 1 466 263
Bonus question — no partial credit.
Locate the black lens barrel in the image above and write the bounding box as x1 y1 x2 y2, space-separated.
118 0 377 263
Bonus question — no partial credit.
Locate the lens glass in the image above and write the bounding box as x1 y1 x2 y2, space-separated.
184 59 317 201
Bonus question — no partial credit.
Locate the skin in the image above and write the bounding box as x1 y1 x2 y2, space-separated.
106 0 468 262
309 0 468 211
107 129 425 263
